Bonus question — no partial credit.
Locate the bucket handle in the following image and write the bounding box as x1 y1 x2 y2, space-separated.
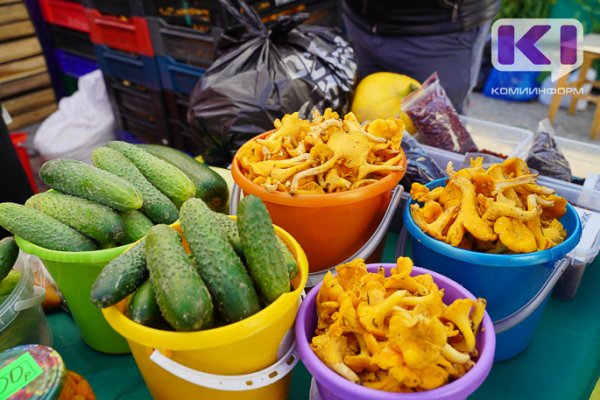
305 185 404 287
149 339 298 391
493 257 569 334
397 227 570 334
14 286 45 312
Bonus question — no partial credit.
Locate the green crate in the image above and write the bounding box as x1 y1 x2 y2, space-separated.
61 74 78 96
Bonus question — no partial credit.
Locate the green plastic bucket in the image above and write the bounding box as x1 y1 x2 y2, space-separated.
14 237 130 354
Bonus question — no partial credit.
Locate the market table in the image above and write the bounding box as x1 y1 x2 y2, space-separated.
46 232 600 399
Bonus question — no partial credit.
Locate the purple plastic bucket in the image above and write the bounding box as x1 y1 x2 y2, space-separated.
295 263 496 400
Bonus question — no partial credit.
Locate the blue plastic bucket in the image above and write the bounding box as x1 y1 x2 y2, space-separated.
403 178 582 361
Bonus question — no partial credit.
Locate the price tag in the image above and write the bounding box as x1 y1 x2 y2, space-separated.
0 352 43 400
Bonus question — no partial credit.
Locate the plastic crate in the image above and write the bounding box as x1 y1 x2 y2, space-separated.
257 0 339 26
147 16 216 68
84 0 144 17
39 0 89 32
55 49 98 78
48 25 95 59
157 56 205 95
114 110 172 145
142 0 220 30
87 9 154 56
105 76 166 122
169 119 203 155
94 45 161 89
163 89 188 124
61 73 78 95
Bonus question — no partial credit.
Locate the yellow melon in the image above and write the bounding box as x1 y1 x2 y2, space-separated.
351 72 421 134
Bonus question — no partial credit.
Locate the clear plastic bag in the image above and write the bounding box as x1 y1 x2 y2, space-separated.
26 254 63 311
400 133 444 189
402 73 477 154
525 119 572 182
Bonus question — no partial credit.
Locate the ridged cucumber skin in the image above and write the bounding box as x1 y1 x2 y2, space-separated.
139 144 229 213
237 195 290 303
90 240 147 308
126 280 167 328
276 236 298 279
25 191 125 245
92 147 179 224
39 159 143 211
146 224 213 331
0 237 18 281
0 203 98 252
181 199 260 323
107 141 196 206
211 211 243 255
119 210 154 244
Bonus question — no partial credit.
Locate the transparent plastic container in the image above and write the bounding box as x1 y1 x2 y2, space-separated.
0 254 51 352
552 136 600 181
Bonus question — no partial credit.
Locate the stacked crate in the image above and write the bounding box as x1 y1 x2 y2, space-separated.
32 0 340 150
148 0 341 154
1 0 56 130
38 0 97 95
84 0 172 146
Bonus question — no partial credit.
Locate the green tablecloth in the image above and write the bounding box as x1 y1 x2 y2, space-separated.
47 232 600 399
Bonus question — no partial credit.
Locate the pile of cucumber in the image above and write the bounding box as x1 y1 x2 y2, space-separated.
91 195 299 331
0 142 229 252
0 237 20 305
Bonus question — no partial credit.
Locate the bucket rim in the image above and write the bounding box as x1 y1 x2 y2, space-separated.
403 177 582 267
102 223 309 351
295 263 496 400
15 235 130 264
231 131 406 208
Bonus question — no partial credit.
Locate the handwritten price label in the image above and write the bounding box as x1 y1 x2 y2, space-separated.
0 352 43 400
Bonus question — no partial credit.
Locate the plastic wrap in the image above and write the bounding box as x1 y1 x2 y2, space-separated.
402 73 477 154
400 133 444 189
526 119 572 182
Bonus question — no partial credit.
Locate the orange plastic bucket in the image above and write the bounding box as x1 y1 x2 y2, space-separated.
231 131 406 272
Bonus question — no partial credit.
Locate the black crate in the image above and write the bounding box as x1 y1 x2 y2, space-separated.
105 77 172 145
143 0 222 31
48 25 95 59
163 90 198 152
84 0 145 16
116 111 173 145
168 119 203 155
148 16 217 68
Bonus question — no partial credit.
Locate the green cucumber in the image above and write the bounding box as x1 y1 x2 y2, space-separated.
91 240 147 307
39 159 143 211
237 195 289 303
126 280 167 328
211 212 243 255
180 198 260 323
146 224 213 331
108 141 195 206
0 271 21 296
92 147 179 224
139 145 229 213
0 237 19 282
276 236 298 279
119 210 154 244
25 191 125 245
0 203 98 251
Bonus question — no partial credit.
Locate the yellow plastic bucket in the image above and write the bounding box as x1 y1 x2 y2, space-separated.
103 221 308 400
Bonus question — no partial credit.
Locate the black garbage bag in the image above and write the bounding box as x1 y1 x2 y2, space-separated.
188 0 357 167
